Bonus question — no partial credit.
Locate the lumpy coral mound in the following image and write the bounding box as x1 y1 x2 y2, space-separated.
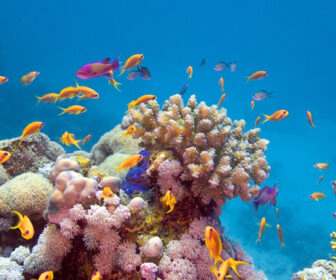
128 94 270 212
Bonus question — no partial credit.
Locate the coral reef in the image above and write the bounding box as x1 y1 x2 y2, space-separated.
0 256 24 280
291 260 336 280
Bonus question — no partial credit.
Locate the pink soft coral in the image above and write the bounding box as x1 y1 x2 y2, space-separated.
117 242 141 273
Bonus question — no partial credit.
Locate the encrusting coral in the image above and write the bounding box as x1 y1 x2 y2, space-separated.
128 94 270 211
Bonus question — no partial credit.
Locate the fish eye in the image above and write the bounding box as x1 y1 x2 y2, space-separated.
45 276 49 279
24 230 29 235
218 273 221 277
210 228 213 231
93 272 97 276
109 194 112 197
3 152 7 156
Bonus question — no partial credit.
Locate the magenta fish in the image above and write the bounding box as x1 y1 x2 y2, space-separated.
76 57 120 79
252 182 279 211
252 90 274 101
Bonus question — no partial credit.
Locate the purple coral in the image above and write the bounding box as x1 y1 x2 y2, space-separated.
140 263 158 280
117 242 141 273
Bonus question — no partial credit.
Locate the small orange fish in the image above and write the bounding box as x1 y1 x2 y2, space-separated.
100 187 114 200
251 100 255 110
187 66 193 79
314 163 329 170
0 150 11 164
36 93 59 104
58 105 87 115
119 54 144 76
205 226 224 265
19 121 44 146
256 217 269 244
276 224 286 249
306 111 315 128
82 134 92 146
60 132 81 149
217 93 226 107
262 109 289 124
160 190 177 213
91 271 102 280
57 86 81 101
209 257 248 280
255 116 261 127
10 211 34 240
21 71 39 85
114 154 143 173
219 77 224 92
127 95 157 113
309 192 325 201
122 125 136 139
38 271 54 280
76 82 99 100
105 70 122 91
246 70 268 81
0 76 8 85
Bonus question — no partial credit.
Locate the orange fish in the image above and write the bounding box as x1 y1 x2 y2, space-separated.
256 217 270 244
306 111 315 128
309 192 325 201
276 224 286 249
91 271 102 280
246 70 268 81
205 226 224 265
0 76 8 85
187 66 193 79
60 131 81 149
100 187 114 200
0 150 11 164
10 211 34 240
251 100 255 110
119 54 144 76
127 95 157 113
314 163 329 170
217 93 226 107
38 271 54 280
209 257 248 280
262 109 289 124
219 77 224 92
76 82 99 100
114 154 143 173
21 71 39 85
105 70 122 91
57 86 81 101
122 125 136 139
19 121 44 146
160 190 177 213
255 116 261 127
36 93 59 104
82 134 92 146
58 105 87 115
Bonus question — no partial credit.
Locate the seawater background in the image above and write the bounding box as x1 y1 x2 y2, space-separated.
1 1 335 279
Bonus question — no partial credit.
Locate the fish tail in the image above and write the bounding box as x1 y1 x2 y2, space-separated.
35 96 41 104
255 237 262 245
118 68 125 77
109 79 122 91
208 264 218 276
58 107 66 116
281 242 286 249
75 80 80 88
261 114 270 124
230 261 249 277
9 211 23 229
74 140 82 150
246 76 251 82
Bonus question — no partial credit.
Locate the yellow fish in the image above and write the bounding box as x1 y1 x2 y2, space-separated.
205 226 224 265
276 224 286 249
38 271 54 280
0 150 11 164
246 70 268 81
262 109 289 124
187 66 193 79
60 132 82 149
21 71 39 85
306 111 315 128
251 100 255 110
255 116 261 127
91 271 102 280
256 217 269 244
19 121 44 146
10 211 34 240
119 54 144 76
100 187 114 200
160 190 177 213
0 76 8 85
82 134 92 146
36 93 59 104
114 154 143 173
209 257 249 280
76 82 99 100
127 95 157 113
58 105 87 115
309 192 325 201
219 77 224 92
122 125 136 139
314 163 329 170
57 86 81 101
217 93 226 107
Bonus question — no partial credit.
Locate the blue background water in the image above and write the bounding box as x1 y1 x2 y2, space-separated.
1 1 335 279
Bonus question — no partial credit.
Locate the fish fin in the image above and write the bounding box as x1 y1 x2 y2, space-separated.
118 68 125 77
230 261 249 277
214 256 224 266
58 107 66 116
9 211 23 229
35 96 41 104
265 223 272 228
74 140 82 150
246 76 251 82
75 80 80 88
261 114 270 124
167 206 174 213
97 58 110 64
252 200 259 211
109 79 122 91
208 264 217 276
281 242 286 249
110 57 120 70
255 237 262 245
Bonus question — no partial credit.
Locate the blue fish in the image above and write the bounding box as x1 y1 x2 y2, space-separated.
252 182 279 211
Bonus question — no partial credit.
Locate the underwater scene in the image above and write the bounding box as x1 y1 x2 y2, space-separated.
0 0 335 279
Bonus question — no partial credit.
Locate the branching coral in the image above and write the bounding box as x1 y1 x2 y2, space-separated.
128 94 270 210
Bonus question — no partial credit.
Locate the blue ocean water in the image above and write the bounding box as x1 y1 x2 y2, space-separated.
1 1 335 279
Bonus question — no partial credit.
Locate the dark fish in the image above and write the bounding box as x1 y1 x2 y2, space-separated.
179 82 188 95
138 65 151 80
253 90 274 101
200 58 206 67
252 182 279 211
332 181 336 196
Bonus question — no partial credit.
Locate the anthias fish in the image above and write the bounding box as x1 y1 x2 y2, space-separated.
0 150 11 164
76 57 120 79
246 70 268 81
119 54 144 76
252 183 279 211
187 65 193 79
114 154 143 173
0 76 8 85
10 211 34 240
204 226 223 265
20 121 44 146
160 190 177 213
253 90 273 101
262 109 289 124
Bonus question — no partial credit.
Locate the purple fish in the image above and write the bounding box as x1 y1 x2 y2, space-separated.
252 182 279 211
138 66 151 80
252 90 274 101
127 72 138 80
179 82 188 95
214 61 228 71
76 57 120 79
